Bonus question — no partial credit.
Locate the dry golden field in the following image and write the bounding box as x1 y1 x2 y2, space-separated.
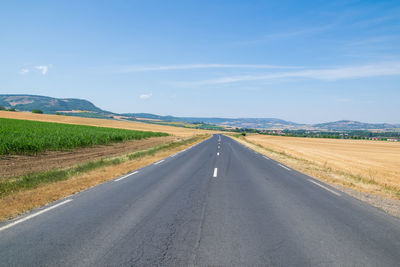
0 111 217 137
239 134 400 199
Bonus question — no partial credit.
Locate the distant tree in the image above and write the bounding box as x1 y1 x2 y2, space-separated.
32 109 43 114
0 105 5 110
7 108 16 112
56 112 61 115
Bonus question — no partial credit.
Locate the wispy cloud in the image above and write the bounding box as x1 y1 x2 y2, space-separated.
139 93 152 99
118 64 302 73
18 64 52 75
343 35 400 48
234 24 334 46
336 98 351 103
35 65 49 75
351 13 400 28
19 68 29 75
180 62 400 85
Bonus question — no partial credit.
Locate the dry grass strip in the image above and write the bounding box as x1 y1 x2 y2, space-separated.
0 136 208 222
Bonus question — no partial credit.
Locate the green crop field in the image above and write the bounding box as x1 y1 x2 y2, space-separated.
0 118 168 155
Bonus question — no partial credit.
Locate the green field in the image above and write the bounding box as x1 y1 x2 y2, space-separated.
0 118 168 155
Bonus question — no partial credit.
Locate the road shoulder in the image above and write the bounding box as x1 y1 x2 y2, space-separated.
229 135 400 218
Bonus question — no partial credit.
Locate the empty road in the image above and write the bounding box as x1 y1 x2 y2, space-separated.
1 135 399 266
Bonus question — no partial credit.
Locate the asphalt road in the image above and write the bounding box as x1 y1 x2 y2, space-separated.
1 134 400 266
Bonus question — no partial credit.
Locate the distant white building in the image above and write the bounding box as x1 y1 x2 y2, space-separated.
387 138 399 142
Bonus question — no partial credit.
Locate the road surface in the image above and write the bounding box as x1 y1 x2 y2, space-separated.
1 135 399 266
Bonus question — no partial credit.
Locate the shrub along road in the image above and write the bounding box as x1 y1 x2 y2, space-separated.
0 135 399 266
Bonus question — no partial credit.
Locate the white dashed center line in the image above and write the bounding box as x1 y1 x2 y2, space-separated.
213 168 218 178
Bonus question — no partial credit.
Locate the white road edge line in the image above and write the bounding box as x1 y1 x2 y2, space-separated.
213 168 218 178
263 156 270 160
278 163 291 171
154 159 165 165
115 171 139 182
308 179 341 196
0 199 73 232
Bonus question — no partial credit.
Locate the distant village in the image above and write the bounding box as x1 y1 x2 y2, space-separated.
234 128 400 142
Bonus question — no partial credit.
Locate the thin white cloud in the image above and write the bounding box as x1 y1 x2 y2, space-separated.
182 62 400 85
234 24 334 46
343 35 399 47
336 98 351 103
139 93 152 99
35 65 49 75
118 64 302 73
19 68 29 75
352 13 400 28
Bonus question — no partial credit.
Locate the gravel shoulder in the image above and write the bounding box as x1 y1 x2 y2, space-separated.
332 184 400 218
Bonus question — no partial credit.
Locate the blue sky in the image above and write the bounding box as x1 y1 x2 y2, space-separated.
1 0 399 123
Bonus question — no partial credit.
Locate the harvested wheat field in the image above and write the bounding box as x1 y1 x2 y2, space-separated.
0 111 216 137
243 134 400 199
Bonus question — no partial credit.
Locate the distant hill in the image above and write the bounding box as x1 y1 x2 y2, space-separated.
123 113 302 129
1 94 397 131
125 114 398 131
0 94 112 118
312 120 397 131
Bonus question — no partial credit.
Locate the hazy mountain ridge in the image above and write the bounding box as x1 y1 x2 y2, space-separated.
123 113 302 128
0 94 111 115
1 95 397 130
124 113 398 130
313 120 398 131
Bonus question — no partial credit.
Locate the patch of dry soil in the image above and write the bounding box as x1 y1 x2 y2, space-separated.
0 136 175 178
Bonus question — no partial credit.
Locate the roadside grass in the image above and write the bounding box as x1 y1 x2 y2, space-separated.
0 117 168 155
232 135 400 199
0 135 207 198
0 134 209 221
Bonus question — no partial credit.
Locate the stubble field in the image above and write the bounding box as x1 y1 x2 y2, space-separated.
242 134 400 199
